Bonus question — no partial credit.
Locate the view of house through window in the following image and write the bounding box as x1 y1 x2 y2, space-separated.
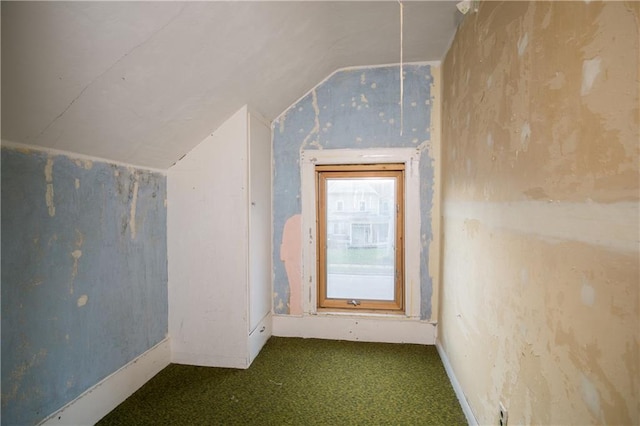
316 164 404 311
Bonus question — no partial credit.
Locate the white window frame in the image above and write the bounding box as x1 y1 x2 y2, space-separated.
300 148 422 318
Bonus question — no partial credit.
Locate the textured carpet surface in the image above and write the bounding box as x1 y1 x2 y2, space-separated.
98 337 466 425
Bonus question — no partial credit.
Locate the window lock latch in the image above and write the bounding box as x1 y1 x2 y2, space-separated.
348 299 361 306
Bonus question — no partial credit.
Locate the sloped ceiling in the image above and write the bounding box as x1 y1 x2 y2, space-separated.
1 1 459 169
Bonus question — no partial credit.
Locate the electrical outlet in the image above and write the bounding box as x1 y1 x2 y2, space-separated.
499 401 508 426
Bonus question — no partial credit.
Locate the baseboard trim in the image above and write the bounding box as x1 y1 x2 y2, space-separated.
39 338 171 426
272 314 435 345
171 351 249 369
435 340 478 426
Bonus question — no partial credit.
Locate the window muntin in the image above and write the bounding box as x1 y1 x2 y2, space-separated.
316 164 404 312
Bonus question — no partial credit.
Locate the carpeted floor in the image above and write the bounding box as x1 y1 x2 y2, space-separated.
98 337 466 425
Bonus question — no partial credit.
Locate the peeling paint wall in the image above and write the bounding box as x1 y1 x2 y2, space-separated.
1 147 168 426
439 2 639 424
273 64 437 319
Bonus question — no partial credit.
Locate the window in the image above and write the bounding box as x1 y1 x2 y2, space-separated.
316 164 404 312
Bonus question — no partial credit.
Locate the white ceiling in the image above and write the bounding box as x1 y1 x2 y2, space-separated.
1 1 459 169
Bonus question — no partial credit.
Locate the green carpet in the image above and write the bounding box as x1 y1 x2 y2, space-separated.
98 337 466 425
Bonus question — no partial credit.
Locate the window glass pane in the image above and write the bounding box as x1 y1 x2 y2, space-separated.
325 178 395 301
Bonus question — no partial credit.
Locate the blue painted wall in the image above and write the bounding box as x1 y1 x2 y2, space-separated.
1 147 168 426
272 64 435 319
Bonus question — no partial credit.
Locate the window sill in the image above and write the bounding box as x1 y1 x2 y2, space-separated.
312 309 416 320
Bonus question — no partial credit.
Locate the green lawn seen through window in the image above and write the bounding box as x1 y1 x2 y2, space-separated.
327 247 393 265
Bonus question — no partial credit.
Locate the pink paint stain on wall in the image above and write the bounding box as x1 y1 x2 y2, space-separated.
280 214 302 315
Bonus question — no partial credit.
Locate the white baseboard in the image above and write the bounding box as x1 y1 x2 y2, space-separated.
272 314 435 345
436 340 477 426
39 338 171 426
171 351 249 369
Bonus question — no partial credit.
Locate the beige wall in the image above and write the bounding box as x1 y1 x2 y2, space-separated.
439 2 639 424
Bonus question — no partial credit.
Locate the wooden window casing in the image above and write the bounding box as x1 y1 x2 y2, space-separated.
316 164 405 312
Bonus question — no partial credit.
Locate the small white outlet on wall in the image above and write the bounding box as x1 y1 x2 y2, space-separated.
455 0 479 15
499 401 508 426
456 0 471 14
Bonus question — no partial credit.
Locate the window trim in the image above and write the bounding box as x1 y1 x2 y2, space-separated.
316 164 405 312
300 148 422 318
